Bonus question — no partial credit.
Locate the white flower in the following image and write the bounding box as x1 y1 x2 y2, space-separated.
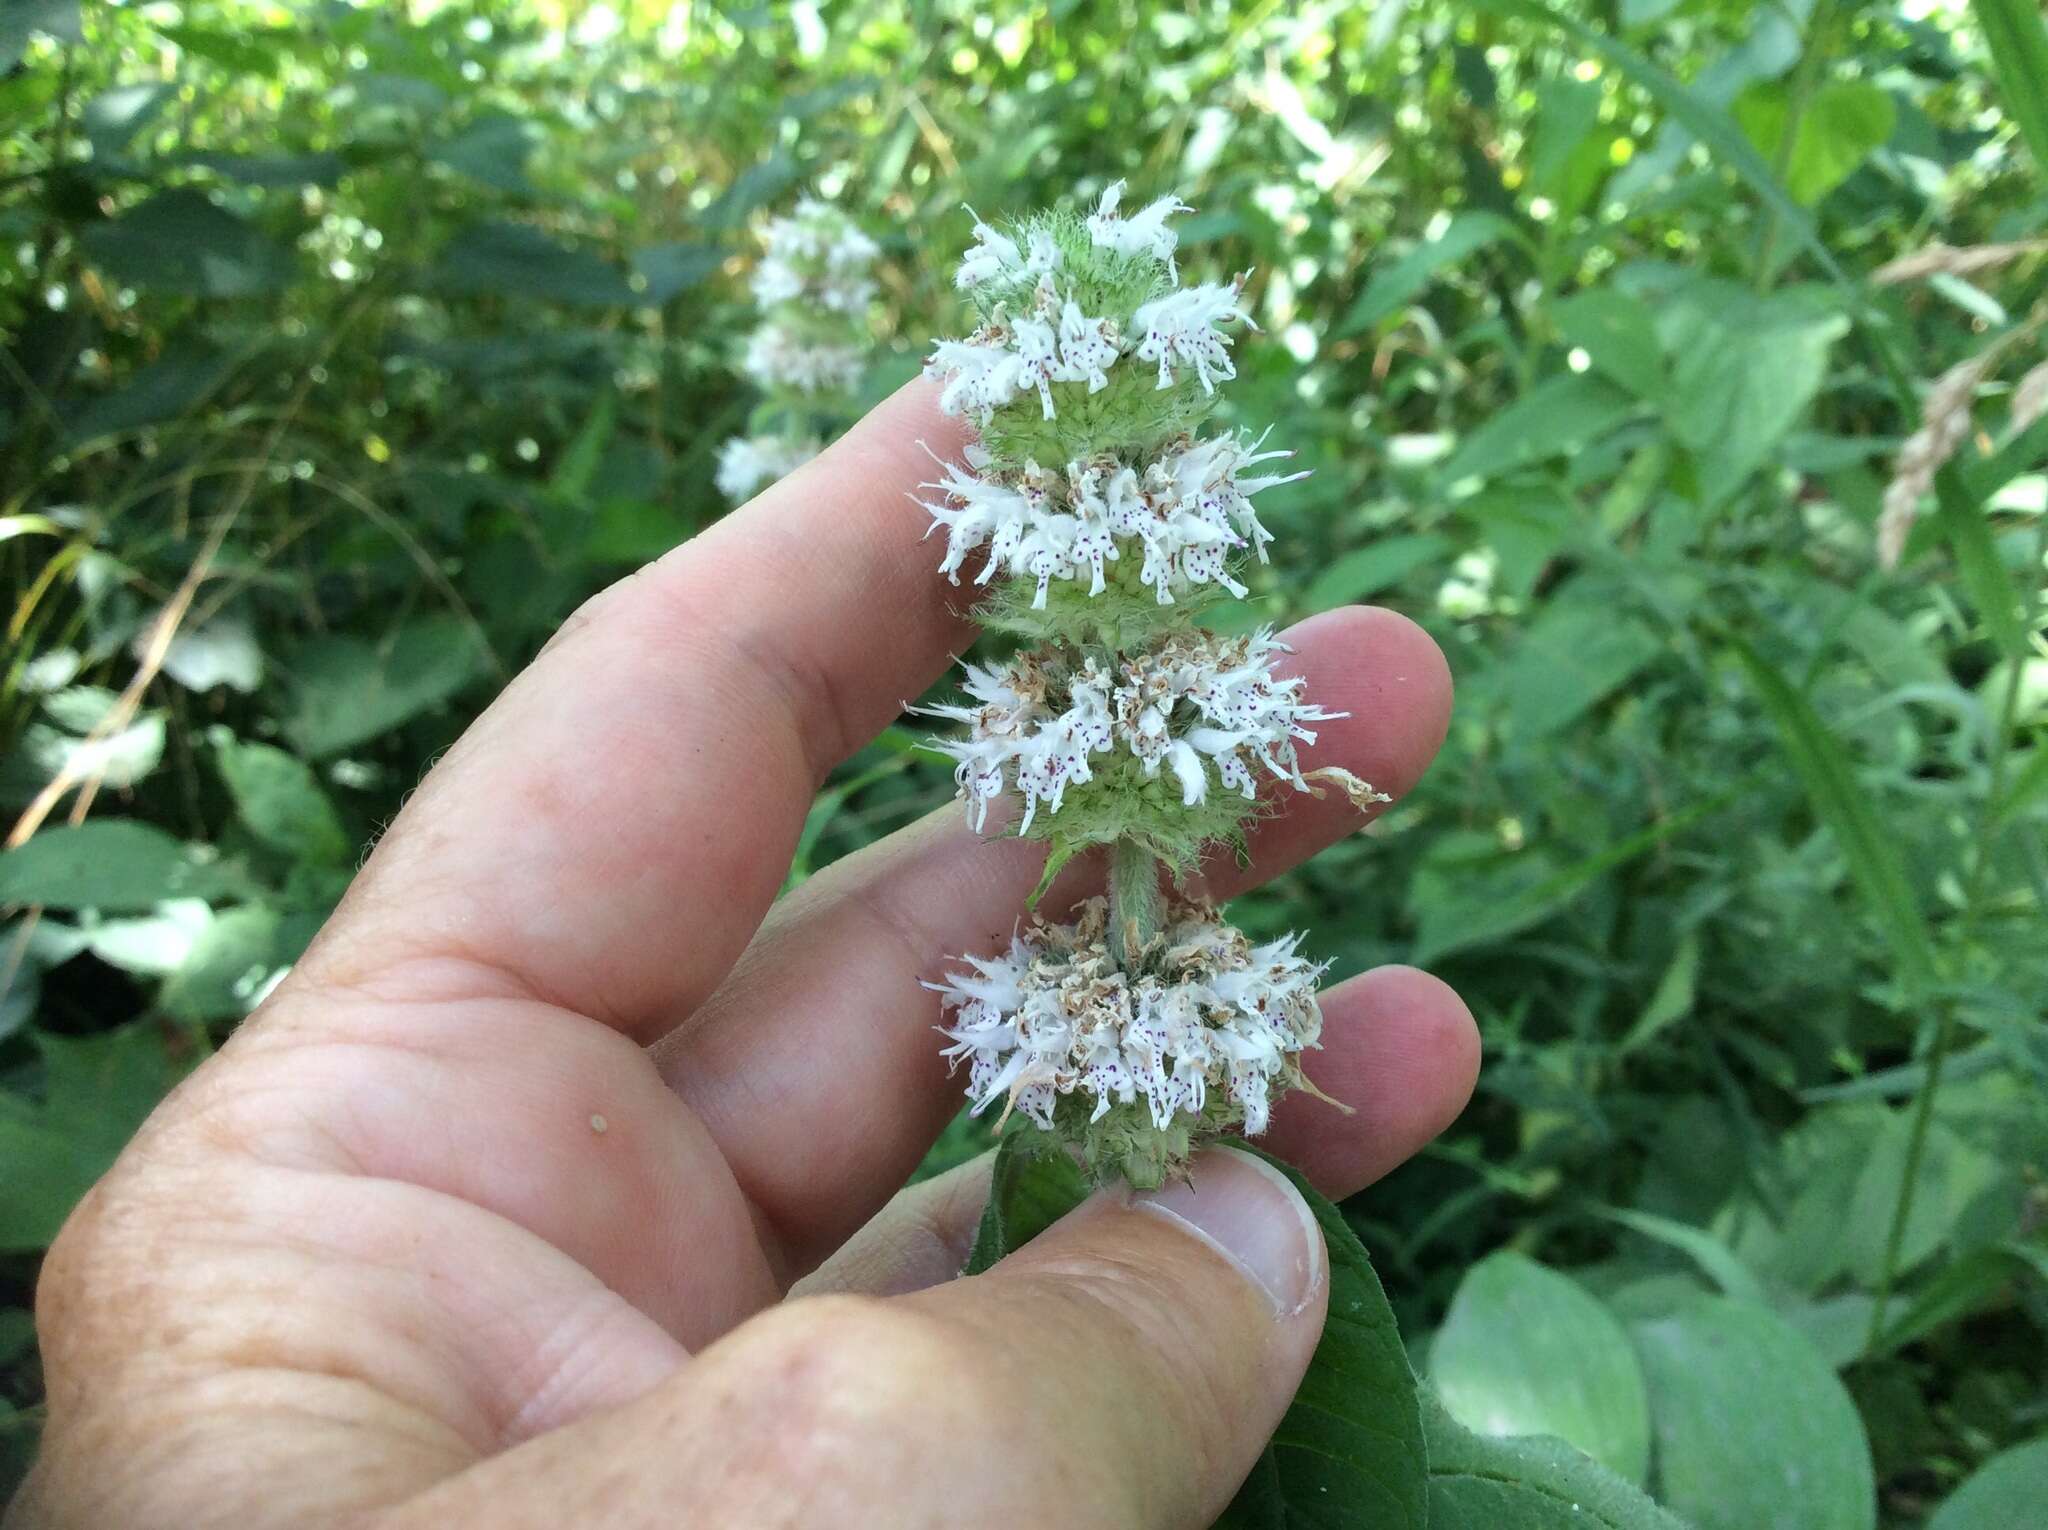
1133 276 1255 393
916 431 1305 605
956 209 1061 291
926 288 1125 423
742 322 866 393
928 897 1326 1136
751 200 879 314
926 336 1028 419
917 629 1348 829
716 433 821 500
1086 180 1193 277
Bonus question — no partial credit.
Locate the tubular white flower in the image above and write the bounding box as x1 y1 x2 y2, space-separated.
715 433 821 500
742 322 866 394
1132 276 1255 393
917 629 1345 829
916 430 1305 605
925 287 1125 424
929 898 1326 1136
751 200 880 315
1086 180 1193 278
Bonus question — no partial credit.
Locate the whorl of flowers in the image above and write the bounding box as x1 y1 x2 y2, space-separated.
928 897 1328 1187
915 187 1380 1186
720 198 880 502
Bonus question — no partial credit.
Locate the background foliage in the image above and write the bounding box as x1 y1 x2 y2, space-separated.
3 0 2046 1524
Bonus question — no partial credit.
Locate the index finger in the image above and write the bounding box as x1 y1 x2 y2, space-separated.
301 382 972 1039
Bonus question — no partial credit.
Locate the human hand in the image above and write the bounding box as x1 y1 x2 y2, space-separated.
9 383 1477 1530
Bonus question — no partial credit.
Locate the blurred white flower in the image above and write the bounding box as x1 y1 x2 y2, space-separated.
715 434 822 501
929 895 1326 1137
741 322 866 394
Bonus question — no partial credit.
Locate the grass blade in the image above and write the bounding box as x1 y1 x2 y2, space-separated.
1729 638 1939 992
1971 0 2048 173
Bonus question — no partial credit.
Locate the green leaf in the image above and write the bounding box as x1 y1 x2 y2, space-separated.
1441 374 1636 485
153 22 285 75
0 0 81 69
1423 1391 1684 1529
1970 0 2048 174
211 732 351 864
1337 212 1522 336
1733 81 1896 205
160 904 287 1022
1929 1437 2048 1530
1302 534 1450 610
961 1129 1090 1276
80 189 293 298
0 1024 183 1251
281 617 492 758
433 220 637 308
633 242 723 304
1661 286 1848 503
81 82 174 154
0 821 239 913
430 113 539 193
1842 1115 2001 1288
1600 1208 1769 1306
1616 933 1699 1056
1552 290 1666 402
1430 1252 1652 1483
63 348 238 447
1217 1146 1428 1529
1632 1297 1876 1530
1497 601 1662 739
1728 638 1940 991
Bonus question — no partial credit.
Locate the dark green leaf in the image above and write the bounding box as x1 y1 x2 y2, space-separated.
1302 534 1450 610
280 616 493 758
1733 81 1896 206
1970 0 2048 174
1552 290 1666 402
432 220 637 308
431 113 539 192
1337 212 1523 336
633 242 724 304
1441 374 1635 484
80 190 293 298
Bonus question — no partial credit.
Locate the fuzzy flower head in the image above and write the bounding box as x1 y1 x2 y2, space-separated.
742 320 867 395
929 896 1328 1187
917 628 1368 870
751 198 881 315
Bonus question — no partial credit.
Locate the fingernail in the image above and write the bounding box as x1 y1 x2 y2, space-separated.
1131 1149 1325 1317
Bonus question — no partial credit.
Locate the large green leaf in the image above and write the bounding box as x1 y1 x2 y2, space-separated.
432 220 638 308
1733 81 1896 206
1552 289 1666 402
80 189 293 297
1423 1392 1684 1530
1302 534 1451 611
1430 1252 1652 1484
0 1024 183 1252
1927 1436 2048 1530
0 821 241 913
1632 1296 1876 1530
280 616 492 758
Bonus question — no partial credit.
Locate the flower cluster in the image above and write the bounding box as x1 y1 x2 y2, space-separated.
918 629 1343 836
930 897 1328 1186
720 198 881 502
918 188 1372 1184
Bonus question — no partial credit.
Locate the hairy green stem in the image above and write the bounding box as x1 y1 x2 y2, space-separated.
1108 837 1165 973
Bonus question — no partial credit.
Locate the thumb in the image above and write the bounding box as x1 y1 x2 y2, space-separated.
903 1144 1329 1527
377 1146 1325 1530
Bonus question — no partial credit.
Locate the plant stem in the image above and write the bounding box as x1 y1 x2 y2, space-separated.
1866 517 2048 1348
1753 0 1837 293
1108 837 1165 973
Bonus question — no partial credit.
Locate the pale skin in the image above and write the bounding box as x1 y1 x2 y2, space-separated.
7 382 1478 1530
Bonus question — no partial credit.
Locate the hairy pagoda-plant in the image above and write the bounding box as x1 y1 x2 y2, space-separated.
917 187 1386 1189
716 198 882 501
